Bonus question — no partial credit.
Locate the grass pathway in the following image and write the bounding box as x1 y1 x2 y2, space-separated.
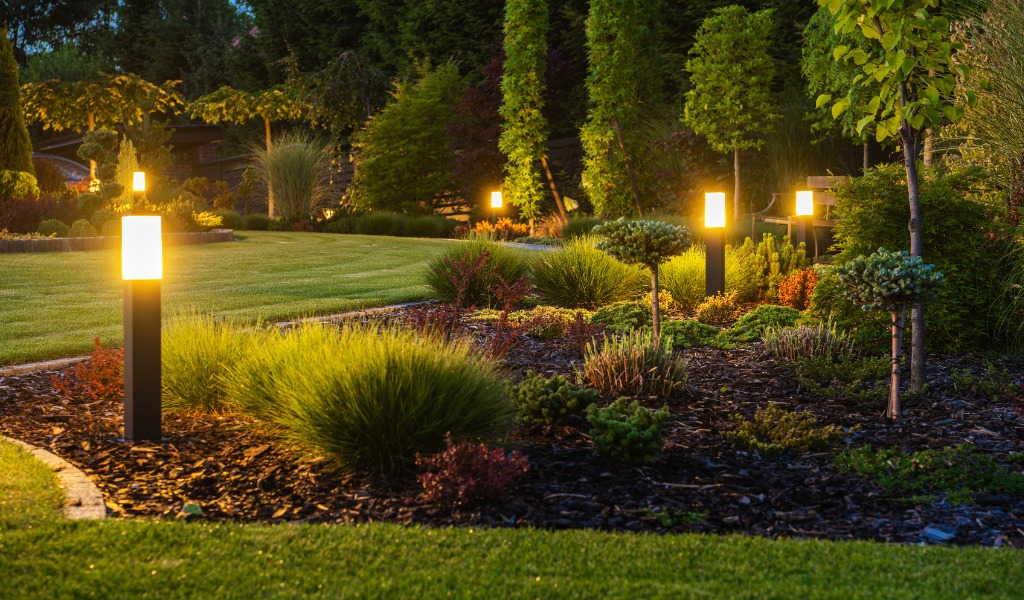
0 232 455 365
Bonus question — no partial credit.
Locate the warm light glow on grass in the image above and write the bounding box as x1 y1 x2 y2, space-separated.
121 216 162 280
705 192 726 228
796 190 814 216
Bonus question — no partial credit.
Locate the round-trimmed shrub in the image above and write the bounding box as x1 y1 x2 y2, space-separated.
68 218 98 237
226 324 511 473
424 239 532 307
37 219 69 237
530 235 646 308
0 170 39 200
89 209 117 231
100 219 121 237
214 210 243 230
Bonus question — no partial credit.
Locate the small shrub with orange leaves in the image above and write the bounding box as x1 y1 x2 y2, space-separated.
778 267 819 310
473 218 530 240
51 338 124 401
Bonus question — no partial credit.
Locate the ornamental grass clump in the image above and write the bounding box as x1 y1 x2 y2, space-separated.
162 312 256 412
424 239 531 307
660 245 706 309
834 248 944 419
585 398 670 463
225 324 511 473
577 329 687 397
594 219 692 341
251 130 332 220
529 235 645 308
763 324 857 361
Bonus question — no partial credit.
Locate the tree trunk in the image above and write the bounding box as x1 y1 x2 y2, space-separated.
611 116 644 218
88 112 96 180
265 116 274 218
734 148 741 221
889 305 908 420
863 141 870 176
651 266 661 345
899 81 927 391
540 156 568 222
923 129 934 171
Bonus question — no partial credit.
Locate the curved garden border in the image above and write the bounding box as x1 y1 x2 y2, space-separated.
0 229 234 254
3 435 106 520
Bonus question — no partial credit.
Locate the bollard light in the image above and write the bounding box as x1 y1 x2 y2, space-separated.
795 190 814 217
132 171 146 193
122 215 163 441
491 191 503 208
704 192 726 297
794 190 815 258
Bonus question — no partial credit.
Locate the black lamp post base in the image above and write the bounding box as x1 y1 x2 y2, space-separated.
124 279 162 441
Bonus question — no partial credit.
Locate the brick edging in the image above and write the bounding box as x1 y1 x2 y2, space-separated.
2 436 106 520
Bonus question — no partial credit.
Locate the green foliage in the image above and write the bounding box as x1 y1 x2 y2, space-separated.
511 371 599 426
834 248 944 312
251 131 333 220
836 445 1024 505
950 362 1014 401
724 405 846 458
0 170 39 200
763 324 858 361
580 0 661 217
590 301 651 331
563 216 604 238
36 219 68 237
530 235 645 309
585 398 670 463
659 319 725 350
113 137 139 208
353 211 406 236
796 355 890 404
23 43 104 83
161 313 252 412
424 240 532 307
404 215 457 238
242 214 272 231
350 64 462 215
0 32 35 177
807 266 890 353
67 219 97 238
225 324 510 473
100 219 120 237
660 245 706 310
77 129 123 203
594 219 692 270
499 0 549 221
89 209 116 231
727 305 800 342
214 210 243 230
695 293 737 325
726 234 809 302
577 329 687 397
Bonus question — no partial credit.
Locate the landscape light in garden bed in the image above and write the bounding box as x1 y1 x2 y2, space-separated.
121 214 163 441
491 190 503 208
794 190 814 257
133 171 146 193
704 192 726 297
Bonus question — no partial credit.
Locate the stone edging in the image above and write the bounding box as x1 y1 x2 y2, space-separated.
2 435 106 520
0 229 234 254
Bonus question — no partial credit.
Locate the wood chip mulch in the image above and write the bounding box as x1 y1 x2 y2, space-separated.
2 311 1024 548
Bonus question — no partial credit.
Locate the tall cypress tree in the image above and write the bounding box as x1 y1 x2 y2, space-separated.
0 31 35 176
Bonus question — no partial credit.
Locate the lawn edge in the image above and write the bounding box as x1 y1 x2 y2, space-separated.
1 435 106 520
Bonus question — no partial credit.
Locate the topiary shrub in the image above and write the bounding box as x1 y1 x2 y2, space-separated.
424 240 531 307
0 33 35 178
577 329 687 397
695 292 738 325
68 218 98 237
511 371 599 426
100 219 121 237
724 405 846 458
594 219 692 340
585 398 670 463
89 209 117 231
590 300 651 331
37 219 68 237
530 235 646 308
416 435 529 506
225 324 511 473
0 170 39 200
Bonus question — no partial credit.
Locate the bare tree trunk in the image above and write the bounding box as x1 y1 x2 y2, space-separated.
923 129 934 171
265 116 274 218
863 141 870 176
540 156 568 222
899 81 927 391
651 266 661 345
889 305 908 419
734 148 741 221
88 112 96 180
611 116 644 218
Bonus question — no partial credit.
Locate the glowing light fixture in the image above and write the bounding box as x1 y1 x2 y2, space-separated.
121 216 163 280
796 190 814 217
491 191 503 208
705 192 726 228
132 171 146 193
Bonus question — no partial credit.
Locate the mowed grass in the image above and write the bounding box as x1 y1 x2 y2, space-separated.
0 440 1021 599
0 231 458 366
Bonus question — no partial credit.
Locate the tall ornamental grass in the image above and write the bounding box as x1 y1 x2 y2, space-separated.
424 239 532 307
660 244 706 310
577 330 687 397
530 235 645 308
251 131 333 220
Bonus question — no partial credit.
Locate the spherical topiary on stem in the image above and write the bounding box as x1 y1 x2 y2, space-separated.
834 248 944 419
594 219 691 341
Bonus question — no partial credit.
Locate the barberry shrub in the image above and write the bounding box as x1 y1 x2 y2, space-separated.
585 398 670 463
778 267 818 310
416 434 529 506
424 239 531 307
51 338 123 401
511 371 599 426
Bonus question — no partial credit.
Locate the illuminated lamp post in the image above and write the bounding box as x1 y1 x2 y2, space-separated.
795 190 814 257
132 171 146 208
491 190 503 225
705 192 726 297
122 206 163 440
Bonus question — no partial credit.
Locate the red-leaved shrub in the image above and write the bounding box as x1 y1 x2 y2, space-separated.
51 338 124 401
416 434 529 506
561 312 607 355
778 268 819 310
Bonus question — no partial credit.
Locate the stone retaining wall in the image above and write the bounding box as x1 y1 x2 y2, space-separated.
0 229 234 254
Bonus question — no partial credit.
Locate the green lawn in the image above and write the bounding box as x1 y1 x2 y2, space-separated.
0 439 1020 598
0 231 457 366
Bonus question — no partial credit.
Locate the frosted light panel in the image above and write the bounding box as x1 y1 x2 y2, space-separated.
491 191 503 208
122 216 162 280
796 190 814 216
132 171 146 192
705 193 726 228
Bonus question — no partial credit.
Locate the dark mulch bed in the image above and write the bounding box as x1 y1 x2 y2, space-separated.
2 308 1024 548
